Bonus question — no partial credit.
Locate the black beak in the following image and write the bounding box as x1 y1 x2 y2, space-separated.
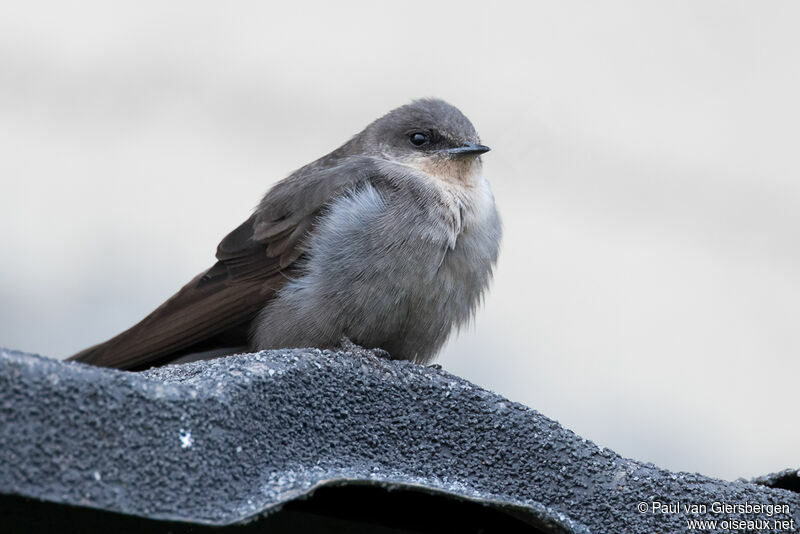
442 143 491 156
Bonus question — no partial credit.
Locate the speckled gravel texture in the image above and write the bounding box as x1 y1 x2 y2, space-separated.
0 348 797 533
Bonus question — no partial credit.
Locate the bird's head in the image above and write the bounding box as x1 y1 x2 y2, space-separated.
356 98 489 185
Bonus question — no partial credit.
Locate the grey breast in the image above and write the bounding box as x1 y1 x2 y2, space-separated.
251 173 501 364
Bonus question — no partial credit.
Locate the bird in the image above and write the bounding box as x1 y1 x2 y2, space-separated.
69 99 502 370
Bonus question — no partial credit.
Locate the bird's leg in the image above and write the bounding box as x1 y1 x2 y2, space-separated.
337 336 391 360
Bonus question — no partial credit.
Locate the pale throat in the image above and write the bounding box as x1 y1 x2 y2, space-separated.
410 155 483 188
407 154 495 232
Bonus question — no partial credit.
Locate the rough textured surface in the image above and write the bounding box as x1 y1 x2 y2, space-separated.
752 469 800 494
0 347 797 533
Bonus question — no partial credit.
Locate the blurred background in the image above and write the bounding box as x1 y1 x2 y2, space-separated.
1 1 798 481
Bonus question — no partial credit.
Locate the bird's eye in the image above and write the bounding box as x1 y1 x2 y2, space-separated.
409 132 429 147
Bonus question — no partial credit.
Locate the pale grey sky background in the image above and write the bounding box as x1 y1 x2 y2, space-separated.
1 1 798 481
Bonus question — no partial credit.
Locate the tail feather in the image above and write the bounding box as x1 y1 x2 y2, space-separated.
68 268 281 370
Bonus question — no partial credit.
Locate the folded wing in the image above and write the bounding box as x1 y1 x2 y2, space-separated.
68 156 382 370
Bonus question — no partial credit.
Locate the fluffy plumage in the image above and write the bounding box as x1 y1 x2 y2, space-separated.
69 99 501 369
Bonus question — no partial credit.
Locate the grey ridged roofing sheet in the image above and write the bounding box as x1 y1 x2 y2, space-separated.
0 348 797 533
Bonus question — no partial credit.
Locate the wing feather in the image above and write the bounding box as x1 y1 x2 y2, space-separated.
68 156 382 370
